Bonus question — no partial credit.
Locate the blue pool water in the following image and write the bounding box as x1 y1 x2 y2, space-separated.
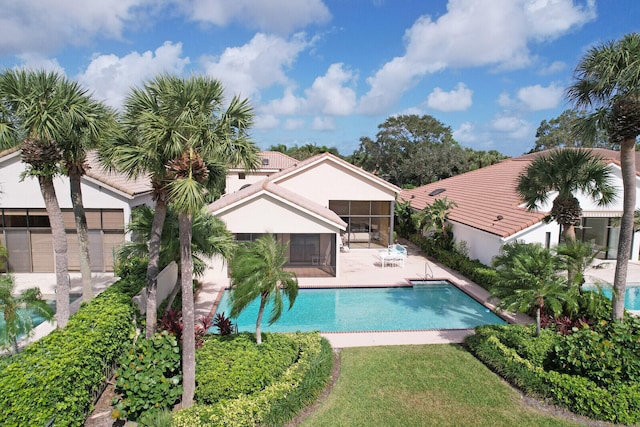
212 281 506 333
583 284 640 311
0 294 80 337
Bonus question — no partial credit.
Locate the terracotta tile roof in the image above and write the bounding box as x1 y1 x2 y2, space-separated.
399 148 640 239
268 152 401 194
228 151 298 172
84 151 152 197
209 179 347 230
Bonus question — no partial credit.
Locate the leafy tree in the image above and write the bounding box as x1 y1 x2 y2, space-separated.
530 109 612 153
118 205 236 313
416 197 457 249
464 148 509 170
491 242 578 336
353 114 466 187
0 274 54 354
0 69 98 327
567 33 640 320
268 143 340 160
229 234 298 345
517 148 615 242
394 199 417 237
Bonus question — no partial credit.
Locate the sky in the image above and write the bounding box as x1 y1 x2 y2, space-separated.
0 0 638 157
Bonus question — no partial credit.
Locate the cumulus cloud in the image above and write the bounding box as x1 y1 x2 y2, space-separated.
77 42 190 109
517 82 564 110
311 116 335 130
453 122 477 144
201 33 309 99
186 0 331 35
254 114 279 129
427 82 473 112
14 54 65 75
0 0 148 55
539 60 566 75
359 0 596 114
497 92 514 108
284 118 306 130
491 115 531 139
303 63 357 115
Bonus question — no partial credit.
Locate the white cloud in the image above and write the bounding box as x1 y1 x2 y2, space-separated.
201 33 309 99
539 60 566 75
15 54 65 75
453 122 477 144
427 82 473 112
303 63 357 115
77 42 190 109
517 82 563 110
359 0 596 114
491 115 531 139
186 0 331 35
254 114 279 129
0 0 148 55
497 92 514 108
311 116 335 130
284 118 306 130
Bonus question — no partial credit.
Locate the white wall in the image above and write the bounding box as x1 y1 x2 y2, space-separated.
274 161 396 207
225 172 269 194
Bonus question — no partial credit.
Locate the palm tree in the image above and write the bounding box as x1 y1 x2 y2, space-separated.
0 274 54 354
101 74 259 344
491 242 578 336
517 148 615 243
554 240 601 290
118 205 236 313
60 96 116 303
567 33 640 321
416 197 457 248
104 74 258 408
229 234 299 345
0 69 98 328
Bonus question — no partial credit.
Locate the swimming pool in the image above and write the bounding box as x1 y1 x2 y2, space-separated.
583 284 640 311
212 280 506 333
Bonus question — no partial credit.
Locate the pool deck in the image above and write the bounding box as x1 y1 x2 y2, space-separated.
12 241 640 349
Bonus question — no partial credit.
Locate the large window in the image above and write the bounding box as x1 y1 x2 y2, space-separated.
328 200 392 248
575 217 624 260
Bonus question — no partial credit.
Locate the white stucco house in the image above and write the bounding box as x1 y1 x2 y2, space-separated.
225 151 298 194
209 152 401 278
0 148 153 273
399 149 640 266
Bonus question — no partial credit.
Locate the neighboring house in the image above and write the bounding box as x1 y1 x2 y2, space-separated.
225 151 298 194
399 149 640 266
209 152 401 278
0 149 153 273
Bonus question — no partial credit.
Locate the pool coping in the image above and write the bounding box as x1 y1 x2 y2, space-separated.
206 278 509 347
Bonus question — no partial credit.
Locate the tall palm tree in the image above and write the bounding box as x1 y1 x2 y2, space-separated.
567 33 640 321
0 69 97 328
492 242 578 336
0 274 54 354
60 96 117 303
517 148 615 243
104 74 259 408
117 205 236 312
101 75 259 343
229 234 299 344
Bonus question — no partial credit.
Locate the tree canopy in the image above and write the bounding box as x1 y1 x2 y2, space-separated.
530 109 614 153
268 143 340 160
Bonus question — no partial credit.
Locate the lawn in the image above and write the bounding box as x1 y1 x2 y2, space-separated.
299 345 582 427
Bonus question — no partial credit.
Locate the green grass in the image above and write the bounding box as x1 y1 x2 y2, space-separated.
299 345 582 427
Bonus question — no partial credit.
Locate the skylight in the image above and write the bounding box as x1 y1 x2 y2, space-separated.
428 188 446 196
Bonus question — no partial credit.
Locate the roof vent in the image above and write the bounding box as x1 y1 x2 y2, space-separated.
428 188 446 196
262 158 269 166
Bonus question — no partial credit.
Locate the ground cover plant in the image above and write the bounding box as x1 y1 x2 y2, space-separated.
172 331 333 426
300 345 581 427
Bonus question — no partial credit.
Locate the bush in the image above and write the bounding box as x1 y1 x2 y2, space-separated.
173 332 333 427
548 317 640 387
485 324 560 367
111 331 182 421
0 286 136 426
466 325 640 424
195 332 299 404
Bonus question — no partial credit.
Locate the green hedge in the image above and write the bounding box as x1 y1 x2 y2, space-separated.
466 325 640 424
173 332 333 427
0 268 145 427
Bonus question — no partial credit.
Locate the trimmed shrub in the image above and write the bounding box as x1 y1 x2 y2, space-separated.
173 332 333 427
111 331 182 421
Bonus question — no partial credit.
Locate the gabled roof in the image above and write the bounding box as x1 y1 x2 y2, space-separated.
209 179 347 230
399 148 639 239
228 151 298 172
0 148 152 198
268 152 401 194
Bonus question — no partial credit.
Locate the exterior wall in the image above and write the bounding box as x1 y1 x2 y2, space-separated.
274 161 396 206
225 172 269 194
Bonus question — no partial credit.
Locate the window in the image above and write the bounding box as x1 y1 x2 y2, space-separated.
239 172 246 180
262 158 269 166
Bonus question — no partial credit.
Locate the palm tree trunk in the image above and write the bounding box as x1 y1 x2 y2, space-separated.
256 295 267 345
39 176 69 328
562 222 576 242
612 138 636 320
179 212 195 408
146 196 167 339
535 307 541 337
11 336 19 355
69 171 92 302
163 271 182 316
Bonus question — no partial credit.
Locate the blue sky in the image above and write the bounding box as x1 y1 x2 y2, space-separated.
1 0 638 157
